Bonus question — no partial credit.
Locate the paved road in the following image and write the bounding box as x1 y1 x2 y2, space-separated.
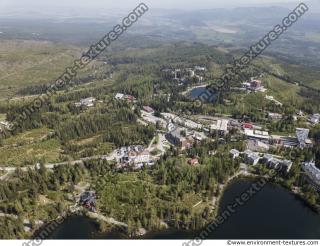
0 213 18 219
0 153 118 181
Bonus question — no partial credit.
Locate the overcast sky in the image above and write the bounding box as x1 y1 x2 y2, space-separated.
1 0 302 11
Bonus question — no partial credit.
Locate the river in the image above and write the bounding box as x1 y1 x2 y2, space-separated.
48 179 320 239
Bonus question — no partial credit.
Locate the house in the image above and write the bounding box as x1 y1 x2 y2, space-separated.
268 112 283 121
81 97 96 107
143 106 154 114
192 131 207 142
188 158 199 166
244 150 260 165
79 191 96 212
115 93 125 100
124 94 136 102
230 149 240 159
210 119 229 135
250 79 262 90
134 150 151 164
76 97 96 107
194 66 206 72
0 121 11 130
115 93 136 102
310 113 320 125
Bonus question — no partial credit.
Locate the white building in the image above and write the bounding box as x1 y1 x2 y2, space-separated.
268 112 283 121
76 97 96 107
184 119 202 130
194 66 206 72
244 150 260 165
296 128 311 148
0 121 11 129
310 114 320 125
134 150 151 164
115 93 125 100
230 149 240 159
244 129 270 142
210 119 229 135
302 161 320 186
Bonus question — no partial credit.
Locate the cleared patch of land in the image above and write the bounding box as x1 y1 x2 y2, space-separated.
0 138 62 167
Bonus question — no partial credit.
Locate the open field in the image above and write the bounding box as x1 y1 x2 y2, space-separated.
263 75 302 103
0 138 62 167
0 40 81 99
2 127 51 146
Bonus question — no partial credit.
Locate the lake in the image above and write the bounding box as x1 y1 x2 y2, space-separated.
48 180 320 239
188 86 217 103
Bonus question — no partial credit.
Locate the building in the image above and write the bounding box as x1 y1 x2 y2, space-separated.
296 128 311 148
115 93 136 102
210 119 229 135
310 113 320 125
166 127 192 150
242 123 254 130
302 161 320 186
244 129 270 143
115 93 125 100
192 131 207 142
230 149 240 159
143 106 154 114
124 94 135 102
116 146 152 167
184 119 202 130
244 150 260 165
194 66 206 72
188 158 199 166
250 79 262 90
134 150 151 164
79 191 96 212
142 111 167 128
268 112 283 121
0 121 11 130
262 154 293 172
76 97 96 107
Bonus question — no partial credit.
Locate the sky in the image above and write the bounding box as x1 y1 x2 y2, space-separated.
0 0 302 11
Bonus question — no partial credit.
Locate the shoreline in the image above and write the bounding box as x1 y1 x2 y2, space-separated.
31 172 320 239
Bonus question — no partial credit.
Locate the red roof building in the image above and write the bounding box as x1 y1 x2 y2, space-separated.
188 158 199 166
242 123 253 129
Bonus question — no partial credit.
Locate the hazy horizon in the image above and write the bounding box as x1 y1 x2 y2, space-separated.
0 0 307 11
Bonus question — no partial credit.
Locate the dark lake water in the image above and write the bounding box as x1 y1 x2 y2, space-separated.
48 180 320 239
189 86 217 102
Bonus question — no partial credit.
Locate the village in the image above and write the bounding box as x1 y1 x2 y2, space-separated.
1 65 320 219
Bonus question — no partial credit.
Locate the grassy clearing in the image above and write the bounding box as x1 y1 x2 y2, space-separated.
0 114 6 121
0 40 81 98
3 127 50 146
263 75 302 103
0 138 62 167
